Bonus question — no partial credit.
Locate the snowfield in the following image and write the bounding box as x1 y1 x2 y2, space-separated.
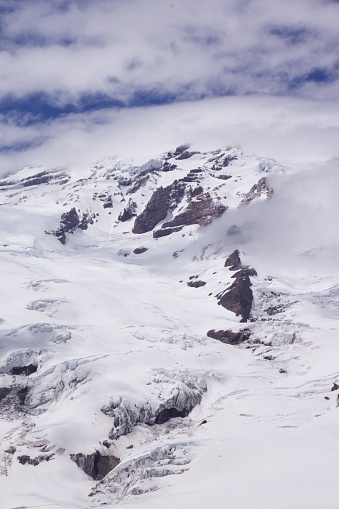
0 145 338 509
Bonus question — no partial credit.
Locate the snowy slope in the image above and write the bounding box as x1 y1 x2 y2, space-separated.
0 145 338 509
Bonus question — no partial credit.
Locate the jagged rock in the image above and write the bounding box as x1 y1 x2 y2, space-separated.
153 226 183 238
18 454 54 466
207 329 251 345
127 175 149 194
103 196 113 209
5 446 16 454
162 161 177 172
46 208 95 244
176 150 197 160
10 364 37 376
188 185 204 198
187 280 206 288
241 177 273 205
223 154 238 167
71 451 120 480
172 144 190 157
162 193 227 229
0 169 70 190
133 246 148 254
231 268 258 279
180 169 202 182
214 174 232 180
118 199 137 222
217 273 254 322
0 387 12 402
225 249 242 271
331 383 339 392
132 180 185 234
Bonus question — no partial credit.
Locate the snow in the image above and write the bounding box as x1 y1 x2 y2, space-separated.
0 146 338 508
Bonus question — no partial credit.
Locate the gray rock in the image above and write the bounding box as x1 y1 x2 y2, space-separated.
71 451 120 480
207 329 251 345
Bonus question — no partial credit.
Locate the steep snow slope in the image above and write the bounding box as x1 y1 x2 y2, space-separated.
0 146 338 509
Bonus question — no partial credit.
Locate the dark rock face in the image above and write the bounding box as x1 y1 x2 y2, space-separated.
153 226 183 238
127 175 149 194
0 386 29 406
10 364 37 376
207 329 251 345
133 246 148 254
223 154 238 167
176 150 197 160
18 454 54 466
162 193 227 229
0 169 70 190
103 196 113 209
331 383 339 392
241 177 273 205
162 161 177 172
217 274 253 322
0 387 11 402
231 268 258 279
132 180 185 234
187 280 206 288
46 207 95 244
171 144 190 157
118 199 137 222
225 249 242 271
155 407 188 424
71 451 120 480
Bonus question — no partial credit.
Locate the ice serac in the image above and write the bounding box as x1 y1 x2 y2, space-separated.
132 180 185 234
101 372 206 439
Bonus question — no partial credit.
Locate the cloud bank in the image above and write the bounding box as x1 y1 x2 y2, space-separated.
1 0 339 113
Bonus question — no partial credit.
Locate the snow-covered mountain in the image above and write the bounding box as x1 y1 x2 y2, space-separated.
0 144 338 509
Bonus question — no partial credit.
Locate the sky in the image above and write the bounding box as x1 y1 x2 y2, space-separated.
0 0 339 173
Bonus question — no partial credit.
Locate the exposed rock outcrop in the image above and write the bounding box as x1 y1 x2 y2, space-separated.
217 272 254 322
241 177 273 205
187 280 206 288
71 451 120 480
118 199 137 222
132 181 185 234
162 193 227 229
133 246 148 254
224 249 242 270
153 226 183 238
0 169 70 190
207 329 251 345
18 454 54 466
46 208 95 244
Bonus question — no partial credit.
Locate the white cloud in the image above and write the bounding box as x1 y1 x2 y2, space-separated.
1 95 339 176
0 0 339 104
